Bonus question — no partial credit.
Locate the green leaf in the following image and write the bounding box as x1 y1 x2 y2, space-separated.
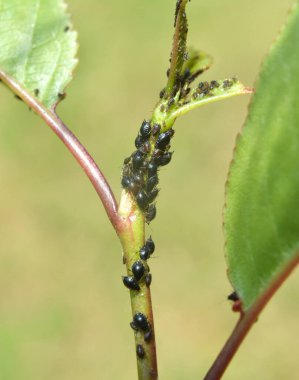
224 2 299 311
0 0 78 109
181 48 213 83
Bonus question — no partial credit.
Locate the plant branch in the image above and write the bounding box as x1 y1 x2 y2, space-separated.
0 70 122 231
165 0 189 96
118 192 158 379
204 254 299 380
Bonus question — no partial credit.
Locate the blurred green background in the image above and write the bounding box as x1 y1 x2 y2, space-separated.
0 0 298 379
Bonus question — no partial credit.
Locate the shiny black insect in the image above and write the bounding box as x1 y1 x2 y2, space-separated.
140 120 151 138
146 204 157 224
146 175 159 193
148 189 159 203
227 291 239 302
152 123 161 136
136 344 145 359
132 172 144 187
139 238 154 260
145 236 155 255
132 312 151 331
132 261 145 281
145 273 152 287
156 152 173 166
121 176 131 188
136 190 149 210
34 88 40 97
140 246 150 261
123 276 140 291
132 150 145 170
147 161 158 177
155 132 171 150
128 180 140 195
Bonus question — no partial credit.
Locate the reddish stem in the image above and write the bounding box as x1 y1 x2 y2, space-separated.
204 254 299 380
0 70 122 231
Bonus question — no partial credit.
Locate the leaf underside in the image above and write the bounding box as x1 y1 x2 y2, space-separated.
224 2 299 311
0 0 78 109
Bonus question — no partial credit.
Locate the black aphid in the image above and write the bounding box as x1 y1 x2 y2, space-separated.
132 150 145 171
136 344 145 359
156 152 173 166
146 176 159 193
148 189 159 203
133 172 145 186
152 124 161 136
132 261 145 281
159 88 165 99
168 98 175 107
140 120 151 138
136 190 149 210
145 236 155 255
123 276 140 291
155 132 171 150
34 88 40 97
146 205 157 223
145 273 152 287
227 291 239 302
147 161 158 177
128 180 140 195
133 312 151 331
210 80 220 89
140 246 150 261
139 140 151 154
121 176 131 189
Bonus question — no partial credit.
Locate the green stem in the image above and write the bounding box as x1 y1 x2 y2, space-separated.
118 191 158 380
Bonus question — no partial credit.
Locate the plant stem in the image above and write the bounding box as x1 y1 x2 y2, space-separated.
165 0 188 96
118 191 158 380
204 254 299 380
0 70 122 231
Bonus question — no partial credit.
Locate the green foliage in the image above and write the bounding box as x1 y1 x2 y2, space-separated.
225 2 299 311
0 0 78 109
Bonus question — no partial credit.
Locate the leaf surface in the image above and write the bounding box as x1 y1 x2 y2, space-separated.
224 2 299 310
0 0 78 108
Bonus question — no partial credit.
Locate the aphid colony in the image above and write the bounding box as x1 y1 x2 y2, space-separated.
122 236 155 291
122 236 155 359
131 312 152 359
121 118 175 358
121 119 174 223
192 78 237 100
